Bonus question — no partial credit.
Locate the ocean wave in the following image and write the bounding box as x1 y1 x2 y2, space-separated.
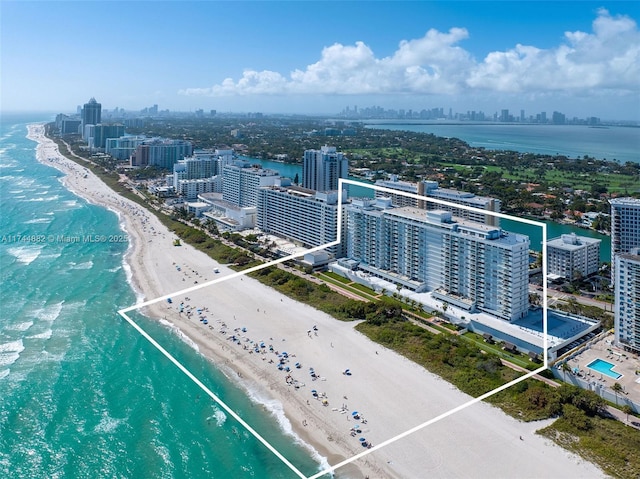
23 217 53 224
69 261 93 270
0 369 9 380
8 189 24 194
93 414 124 434
7 245 44 265
206 405 227 427
0 339 25 367
241 382 331 473
34 301 64 322
159 319 200 352
24 195 60 202
119 219 145 303
107 266 122 273
26 329 53 340
5 321 33 332
38 252 62 262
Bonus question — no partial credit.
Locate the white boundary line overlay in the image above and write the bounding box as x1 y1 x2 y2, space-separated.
118 177 548 479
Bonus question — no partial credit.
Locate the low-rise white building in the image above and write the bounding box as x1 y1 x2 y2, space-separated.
547 233 601 280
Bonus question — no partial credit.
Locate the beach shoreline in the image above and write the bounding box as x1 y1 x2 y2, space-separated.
29 123 607 479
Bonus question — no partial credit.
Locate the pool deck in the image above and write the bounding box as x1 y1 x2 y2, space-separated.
563 332 640 405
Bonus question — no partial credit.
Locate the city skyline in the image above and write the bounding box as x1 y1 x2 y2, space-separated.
2 2 639 120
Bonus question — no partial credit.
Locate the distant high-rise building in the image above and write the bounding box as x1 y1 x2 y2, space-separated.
552 111 566 125
500 109 510 122
81 98 101 138
105 135 147 161
90 124 125 150
302 146 348 192
130 138 193 169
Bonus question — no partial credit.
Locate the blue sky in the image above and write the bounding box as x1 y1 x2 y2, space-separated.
2 1 639 120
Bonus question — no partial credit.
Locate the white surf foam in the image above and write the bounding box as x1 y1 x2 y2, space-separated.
7 245 43 265
0 339 25 367
159 319 199 352
24 217 53 224
240 380 331 473
70 261 93 270
93 414 124 434
26 329 53 340
0 369 10 380
5 321 33 332
206 405 227 427
34 301 64 322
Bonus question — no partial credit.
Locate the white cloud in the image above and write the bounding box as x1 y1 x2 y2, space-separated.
468 9 640 93
179 10 639 99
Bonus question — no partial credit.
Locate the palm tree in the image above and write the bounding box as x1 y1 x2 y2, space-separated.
611 382 623 406
561 361 571 382
622 405 633 425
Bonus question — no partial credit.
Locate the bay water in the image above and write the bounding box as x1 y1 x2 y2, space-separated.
364 121 640 164
0 114 327 478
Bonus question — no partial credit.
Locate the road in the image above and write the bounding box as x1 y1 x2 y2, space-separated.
530 286 613 311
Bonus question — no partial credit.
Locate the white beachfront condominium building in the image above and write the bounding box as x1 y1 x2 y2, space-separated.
257 184 346 257
615 250 640 354
610 197 640 257
345 198 530 322
610 198 640 353
303 145 348 192
170 150 232 199
374 177 501 226
130 138 193 169
105 135 147 161
222 161 280 208
546 233 601 280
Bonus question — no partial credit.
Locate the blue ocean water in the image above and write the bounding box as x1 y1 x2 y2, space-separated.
0 115 327 478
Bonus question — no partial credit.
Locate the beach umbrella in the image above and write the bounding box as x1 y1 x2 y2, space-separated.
359 438 366 442
352 411 358 416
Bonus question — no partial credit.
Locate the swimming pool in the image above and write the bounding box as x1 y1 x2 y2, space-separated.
587 358 622 380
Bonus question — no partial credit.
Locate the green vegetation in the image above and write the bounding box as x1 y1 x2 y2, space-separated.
356 317 524 398
356 314 639 478
538 412 640 479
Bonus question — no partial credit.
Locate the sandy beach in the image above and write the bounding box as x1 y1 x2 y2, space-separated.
29 123 607 478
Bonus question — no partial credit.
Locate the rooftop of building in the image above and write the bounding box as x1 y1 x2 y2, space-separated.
547 233 602 249
609 197 640 206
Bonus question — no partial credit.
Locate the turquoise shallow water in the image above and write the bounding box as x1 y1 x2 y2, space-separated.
0 115 326 478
